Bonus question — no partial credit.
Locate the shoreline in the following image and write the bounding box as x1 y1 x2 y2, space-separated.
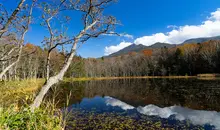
67 76 197 81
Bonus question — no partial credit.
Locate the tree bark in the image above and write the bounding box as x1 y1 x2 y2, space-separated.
45 18 53 81
30 41 77 111
12 0 34 80
0 45 22 80
0 0 30 80
46 52 51 81
30 20 98 111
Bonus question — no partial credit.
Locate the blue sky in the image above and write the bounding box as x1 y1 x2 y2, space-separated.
3 0 220 58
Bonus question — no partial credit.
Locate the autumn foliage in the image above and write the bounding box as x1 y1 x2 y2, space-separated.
1 40 220 79
142 49 153 56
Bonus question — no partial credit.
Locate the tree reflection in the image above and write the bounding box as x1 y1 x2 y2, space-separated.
47 78 220 111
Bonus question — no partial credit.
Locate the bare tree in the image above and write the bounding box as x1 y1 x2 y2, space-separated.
39 1 70 81
0 0 36 80
30 0 118 111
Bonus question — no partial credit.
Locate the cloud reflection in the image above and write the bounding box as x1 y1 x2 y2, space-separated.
105 96 220 129
105 96 134 110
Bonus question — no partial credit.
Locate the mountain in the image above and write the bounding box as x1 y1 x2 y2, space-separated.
106 35 220 57
108 44 145 57
108 42 175 57
149 42 176 49
182 36 220 44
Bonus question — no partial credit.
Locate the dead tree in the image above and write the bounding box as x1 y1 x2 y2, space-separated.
31 0 118 111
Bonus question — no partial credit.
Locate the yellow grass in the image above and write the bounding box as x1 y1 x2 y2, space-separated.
197 74 220 77
66 76 196 82
0 79 45 106
0 79 45 94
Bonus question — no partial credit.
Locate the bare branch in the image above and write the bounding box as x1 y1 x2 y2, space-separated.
0 0 26 36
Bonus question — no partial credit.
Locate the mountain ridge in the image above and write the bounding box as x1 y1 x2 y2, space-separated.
107 42 175 57
182 35 220 44
106 35 220 57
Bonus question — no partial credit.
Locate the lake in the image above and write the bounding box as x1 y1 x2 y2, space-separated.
47 78 220 130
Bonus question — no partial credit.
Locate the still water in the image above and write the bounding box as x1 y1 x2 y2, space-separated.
47 78 220 129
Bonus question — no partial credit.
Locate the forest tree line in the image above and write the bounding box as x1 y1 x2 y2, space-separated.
1 39 220 80
84 40 220 77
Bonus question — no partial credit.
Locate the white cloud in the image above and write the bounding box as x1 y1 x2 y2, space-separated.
103 31 134 39
135 33 169 46
121 33 134 39
210 8 220 21
104 41 132 55
167 25 178 29
134 8 220 46
104 8 220 55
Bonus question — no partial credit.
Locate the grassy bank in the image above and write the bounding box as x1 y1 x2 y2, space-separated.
0 79 45 94
0 79 45 107
0 79 66 130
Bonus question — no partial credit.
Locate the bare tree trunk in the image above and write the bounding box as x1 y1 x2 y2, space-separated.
0 3 29 80
14 55 20 80
27 55 32 78
45 18 54 81
30 42 77 111
14 67 18 80
23 71 26 79
10 1 34 80
0 41 26 80
0 46 22 80
30 20 98 111
1 61 6 80
46 53 51 81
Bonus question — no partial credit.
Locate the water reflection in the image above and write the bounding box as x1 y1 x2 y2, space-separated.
105 96 134 110
48 78 220 111
137 105 220 129
68 96 219 129
105 96 220 129
45 78 220 129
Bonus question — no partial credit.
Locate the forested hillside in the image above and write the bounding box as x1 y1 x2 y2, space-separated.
85 40 220 77
107 35 220 57
107 42 176 57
